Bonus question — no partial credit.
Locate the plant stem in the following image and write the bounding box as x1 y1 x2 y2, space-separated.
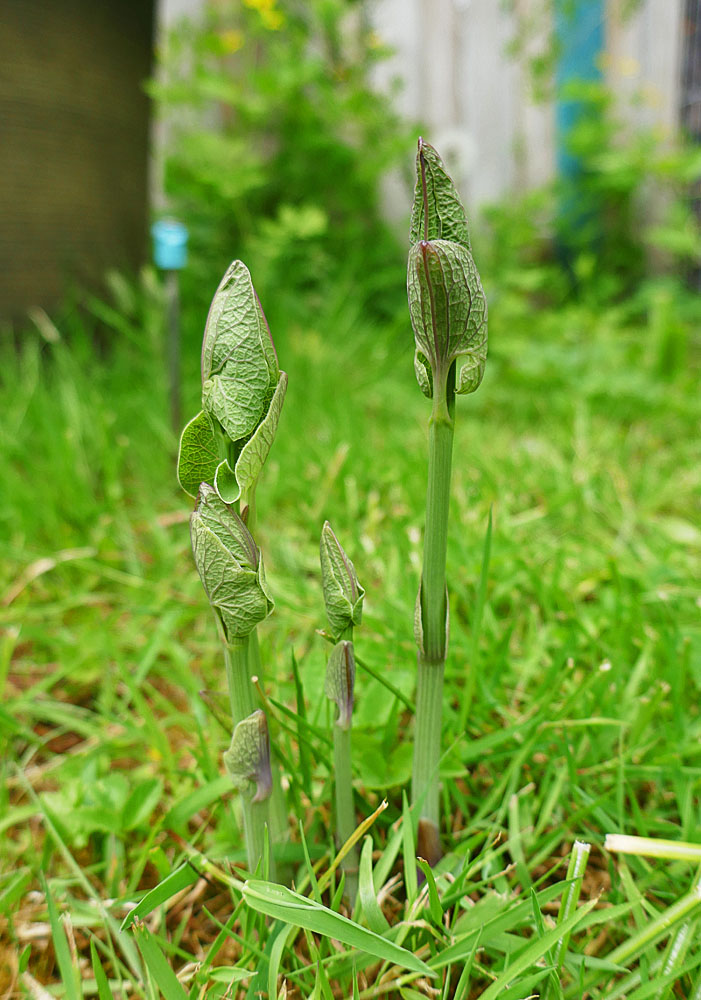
334 718 358 903
248 628 287 848
412 369 455 864
224 638 272 875
225 637 257 723
331 627 358 903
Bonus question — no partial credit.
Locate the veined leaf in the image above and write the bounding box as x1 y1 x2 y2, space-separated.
410 137 472 251
176 410 219 498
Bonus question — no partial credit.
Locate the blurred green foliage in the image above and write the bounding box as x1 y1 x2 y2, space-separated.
151 0 411 331
482 79 701 323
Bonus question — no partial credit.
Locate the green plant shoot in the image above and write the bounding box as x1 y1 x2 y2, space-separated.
320 521 364 902
178 261 287 874
407 138 488 863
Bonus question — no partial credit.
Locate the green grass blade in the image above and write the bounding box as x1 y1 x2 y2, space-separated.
121 862 200 931
469 897 598 999
402 792 418 906
460 506 492 729
41 875 81 1000
132 923 189 1000
90 939 113 1000
243 880 434 977
358 836 390 934
416 859 443 926
552 840 591 971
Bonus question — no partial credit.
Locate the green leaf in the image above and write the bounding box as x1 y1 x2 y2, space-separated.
407 239 487 389
325 640 355 729
402 792 418 906
320 521 365 638
121 778 163 831
413 350 433 398
41 875 80 1000
213 458 238 503
410 138 472 251
120 863 199 931
475 897 598 999
358 836 390 934
223 710 272 802
190 485 273 640
456 334 487 395
231 371 287 503
243 879 435 978
416 859 443 925
90 939 113 1000
133 922 189 1000
177 410 219 498
201 260 278 442
164 775 232 830
207 967 254 985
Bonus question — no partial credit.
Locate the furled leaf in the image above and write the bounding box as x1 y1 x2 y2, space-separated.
413 350 433 398
320 522 365 638
176 410 220 498
232 372 287 502
409 137 472 251
324 640 355 729
407 238 487 389
200 260 279 442
224 710 273 802
456 332 487 395
214 459 238 504
190 485 273 641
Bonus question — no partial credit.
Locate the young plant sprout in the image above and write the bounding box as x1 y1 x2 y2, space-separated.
178 261 286 873
320 521 364 902
407 139 488 863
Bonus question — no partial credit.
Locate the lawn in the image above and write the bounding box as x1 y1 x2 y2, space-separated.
1 258 700 996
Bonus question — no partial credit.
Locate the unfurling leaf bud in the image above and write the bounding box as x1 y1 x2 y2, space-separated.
190 482 273 642
325 640 355 730
320 522 365 639
201 260 279 442
407 239 487 397
177 260 287 502
224 709 272 802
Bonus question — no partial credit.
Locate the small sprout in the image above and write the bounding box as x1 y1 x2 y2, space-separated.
224 709 273 803
190 482 273 642
324 640 355 730
320 521 365 638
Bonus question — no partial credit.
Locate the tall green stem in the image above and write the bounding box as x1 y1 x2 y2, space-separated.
411 369 455 863
332 626 358 903
248 628 287 847
224 638 273 875
334 719 358 902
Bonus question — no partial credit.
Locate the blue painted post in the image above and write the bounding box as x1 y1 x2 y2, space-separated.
554 0 605 260
151 220 188 432
555 0 605 179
